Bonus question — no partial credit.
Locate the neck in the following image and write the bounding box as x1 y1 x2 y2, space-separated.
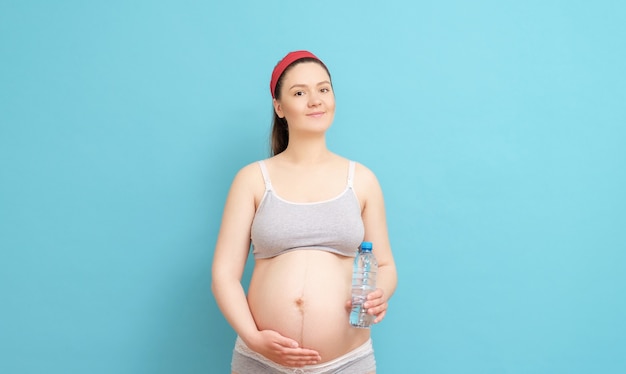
280 136 332 164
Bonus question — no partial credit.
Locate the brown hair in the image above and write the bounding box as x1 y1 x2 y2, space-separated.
270 58 332 156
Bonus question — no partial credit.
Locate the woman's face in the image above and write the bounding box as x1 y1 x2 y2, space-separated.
273 62 335 134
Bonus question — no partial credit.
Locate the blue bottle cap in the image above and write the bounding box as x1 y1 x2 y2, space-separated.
360 242 373 251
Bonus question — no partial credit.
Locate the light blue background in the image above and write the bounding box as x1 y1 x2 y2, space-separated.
1 1 625 373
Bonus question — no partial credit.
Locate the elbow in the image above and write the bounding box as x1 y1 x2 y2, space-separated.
211 272 224 297
380 263 398 294
210 269 222 297
211 268 237 297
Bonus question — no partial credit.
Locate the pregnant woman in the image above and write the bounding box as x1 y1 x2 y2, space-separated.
211 51 397 374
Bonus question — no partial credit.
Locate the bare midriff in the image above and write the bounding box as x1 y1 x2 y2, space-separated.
247 250 370 363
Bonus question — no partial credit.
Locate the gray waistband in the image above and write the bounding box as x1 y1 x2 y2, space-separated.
234 336 373 374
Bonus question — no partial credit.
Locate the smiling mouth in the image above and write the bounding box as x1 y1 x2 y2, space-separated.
307 112 325 117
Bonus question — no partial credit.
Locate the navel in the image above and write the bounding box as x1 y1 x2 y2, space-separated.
294 297 305 312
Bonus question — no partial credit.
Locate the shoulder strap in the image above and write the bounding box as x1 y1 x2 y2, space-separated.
347 161 355 188
258 160 272 191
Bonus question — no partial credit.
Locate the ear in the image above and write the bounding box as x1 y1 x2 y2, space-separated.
273 98 285 119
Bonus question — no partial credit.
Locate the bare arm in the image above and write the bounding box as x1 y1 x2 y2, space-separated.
211 164 259 343
211 164 321 366
356 163 398 323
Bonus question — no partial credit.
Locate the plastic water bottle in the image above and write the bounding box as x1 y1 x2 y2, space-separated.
350 241 378 328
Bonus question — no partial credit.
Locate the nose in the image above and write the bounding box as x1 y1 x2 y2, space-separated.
307 92 322 107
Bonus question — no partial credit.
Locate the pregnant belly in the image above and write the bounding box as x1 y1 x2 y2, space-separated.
247 250 369 362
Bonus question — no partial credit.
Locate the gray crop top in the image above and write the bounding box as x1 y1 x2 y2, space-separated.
251 160 365 259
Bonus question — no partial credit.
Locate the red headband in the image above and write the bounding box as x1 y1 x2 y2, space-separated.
270 50 324 98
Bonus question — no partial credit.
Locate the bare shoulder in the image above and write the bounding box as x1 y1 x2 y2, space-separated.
234 161 263 182
228 160 266 200
351 161 385 209
353 162 382 190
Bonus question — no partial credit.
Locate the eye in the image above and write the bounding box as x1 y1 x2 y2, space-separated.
294 90 305 97
320 87 331 93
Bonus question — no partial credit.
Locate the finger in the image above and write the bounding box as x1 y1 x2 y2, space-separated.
287 348 321 358
284 357 321 367
282 350 321 366
276 337 299 349
367 288 383 300
363 298 384 310
367 301 387 316
373 309 387 324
